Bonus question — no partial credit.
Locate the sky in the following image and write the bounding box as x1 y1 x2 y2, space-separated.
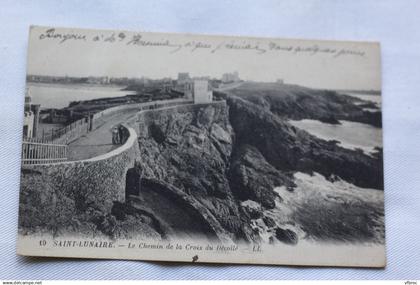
26 26 381 90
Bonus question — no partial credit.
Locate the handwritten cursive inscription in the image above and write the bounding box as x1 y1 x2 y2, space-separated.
36 28 367 58
126 34 183 53
39 28 87 44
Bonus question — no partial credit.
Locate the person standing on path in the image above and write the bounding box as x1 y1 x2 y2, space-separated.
111 126 120 145
118 124 126 144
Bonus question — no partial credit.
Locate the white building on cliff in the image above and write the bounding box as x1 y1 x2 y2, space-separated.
184 79 213 104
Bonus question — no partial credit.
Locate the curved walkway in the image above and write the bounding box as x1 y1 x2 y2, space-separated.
67 99 191 161
67 109 138 160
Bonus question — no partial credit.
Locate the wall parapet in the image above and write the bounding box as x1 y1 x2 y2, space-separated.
21 124 140 214
51 98 192 145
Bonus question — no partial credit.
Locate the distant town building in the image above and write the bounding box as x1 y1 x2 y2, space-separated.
192 76 211 81
276 79 284 84
23 88 40 138
222 71 240 83
87 76 110 85
177 72 190 85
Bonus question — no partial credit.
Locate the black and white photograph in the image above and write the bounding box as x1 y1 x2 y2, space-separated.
17 26 384 267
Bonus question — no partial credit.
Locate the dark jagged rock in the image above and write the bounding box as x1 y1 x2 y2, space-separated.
275 227 298 245
241 203 263 220
263 216 277 228
229 144 293 209
149 123 166 144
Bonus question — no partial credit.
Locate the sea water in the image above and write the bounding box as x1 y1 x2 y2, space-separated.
27 82 135 109
289 119 382 155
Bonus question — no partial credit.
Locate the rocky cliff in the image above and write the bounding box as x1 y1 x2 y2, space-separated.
126 95 383 243
132 102 256 242
19 85 384 244
227 96 383 190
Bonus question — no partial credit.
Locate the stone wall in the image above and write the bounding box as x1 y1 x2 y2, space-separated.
19 125 140 233
52 99 192 144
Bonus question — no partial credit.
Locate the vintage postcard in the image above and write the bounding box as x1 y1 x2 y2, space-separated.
17 26 384 267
